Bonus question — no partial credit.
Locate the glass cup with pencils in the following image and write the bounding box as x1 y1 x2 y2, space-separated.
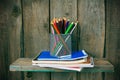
50 33 71 58
50 17 78 58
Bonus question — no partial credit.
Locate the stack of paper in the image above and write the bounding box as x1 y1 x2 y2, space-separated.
32 50 94 71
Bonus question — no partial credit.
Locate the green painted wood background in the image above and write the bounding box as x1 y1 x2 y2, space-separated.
0 0 120 80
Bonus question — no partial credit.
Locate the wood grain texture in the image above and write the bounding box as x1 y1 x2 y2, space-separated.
77 0 105 80
50 0 77 20
51 72 76 80
23 0 49 57
0 2 9 79
31 72 50 80
22 0 50 80
105 0 120 80
50 0 77 80
78 0 105 58
78 73 102 80
0 0 22 80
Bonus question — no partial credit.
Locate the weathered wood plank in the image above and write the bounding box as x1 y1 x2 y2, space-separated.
22 0 50 80
77 0 105 80
51 72 76 80
50 0 77 20
50 0 77 80
31 72 50 80
78 0 105 58
9 0 23 80
0 3 9 79
9 58 114 72
77 73 101 80
105 0 120 80
0 0 22 80
23 0 49 57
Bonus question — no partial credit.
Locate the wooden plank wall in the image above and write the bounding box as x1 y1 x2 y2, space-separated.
0 0 120 80
105 0 120 80
22 0 50 80
77 0 105 80
0 0 22 80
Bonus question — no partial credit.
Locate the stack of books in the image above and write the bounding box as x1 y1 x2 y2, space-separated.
32 50 94 71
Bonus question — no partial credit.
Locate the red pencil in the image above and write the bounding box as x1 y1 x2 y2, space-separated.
51 19 60 34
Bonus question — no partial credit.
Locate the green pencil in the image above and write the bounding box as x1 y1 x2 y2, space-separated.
65 22 74 34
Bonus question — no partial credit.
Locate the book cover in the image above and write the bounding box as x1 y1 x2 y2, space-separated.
32 58 87 64
32 64 83 72
33 50 88 61
32 57 94 67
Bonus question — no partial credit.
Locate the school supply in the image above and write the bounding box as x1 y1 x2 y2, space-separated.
50 18 78 57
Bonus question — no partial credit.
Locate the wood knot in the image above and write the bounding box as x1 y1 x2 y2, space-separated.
12 5 21 17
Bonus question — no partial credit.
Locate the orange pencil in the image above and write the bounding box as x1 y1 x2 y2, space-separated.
51 19 60 34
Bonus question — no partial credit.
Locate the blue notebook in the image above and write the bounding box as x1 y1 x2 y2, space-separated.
35 50 88 61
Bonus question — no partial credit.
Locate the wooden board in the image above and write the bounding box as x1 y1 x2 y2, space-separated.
78 0 105 57
0 2 9 79
105 0 120 80
51 72 77 80
9 58 114 72
50 0 77 80
50 0 77 20
22 0 50 80
0 0 22 80
77 73 102 80
77 0 105 80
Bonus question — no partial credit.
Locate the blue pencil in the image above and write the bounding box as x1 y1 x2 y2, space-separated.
65 19 70 32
